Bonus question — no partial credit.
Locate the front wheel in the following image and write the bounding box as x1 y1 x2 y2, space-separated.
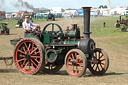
121 27 127 32
88 48 109 75
65 49 87 77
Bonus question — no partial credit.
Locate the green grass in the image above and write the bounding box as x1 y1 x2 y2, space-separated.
0 18 64 30
0 17 128 37
90 17 128 37
0 19 17 29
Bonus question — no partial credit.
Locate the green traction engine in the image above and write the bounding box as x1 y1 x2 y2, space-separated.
10 7 109 77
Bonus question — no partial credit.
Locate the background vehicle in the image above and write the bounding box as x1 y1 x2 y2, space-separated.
115 15 128 32
0 22 10 35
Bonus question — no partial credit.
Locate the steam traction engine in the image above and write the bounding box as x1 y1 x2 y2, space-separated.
0 23 9 35
47 11 55 21
10 7 109 77
115 15 128 32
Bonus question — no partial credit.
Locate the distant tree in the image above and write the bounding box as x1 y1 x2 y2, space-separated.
66 8 76 10
99 5 104 9
61 9 65 12
99 5 108 9
93 7 97 9
104 5 108 8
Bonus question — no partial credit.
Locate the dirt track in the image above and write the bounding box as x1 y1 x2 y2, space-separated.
0 18 128 85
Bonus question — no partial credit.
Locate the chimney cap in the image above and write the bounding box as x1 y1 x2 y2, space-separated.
82 7 92 10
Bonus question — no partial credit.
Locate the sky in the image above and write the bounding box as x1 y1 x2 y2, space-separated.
0 0 128 12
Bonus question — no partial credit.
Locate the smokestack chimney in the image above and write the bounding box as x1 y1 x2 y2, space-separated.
120 16 121 24
82 7 91 39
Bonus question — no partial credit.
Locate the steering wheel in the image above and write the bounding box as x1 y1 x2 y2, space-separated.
42 23 63 35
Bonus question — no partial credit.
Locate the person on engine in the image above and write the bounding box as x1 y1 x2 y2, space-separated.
22 16 40 37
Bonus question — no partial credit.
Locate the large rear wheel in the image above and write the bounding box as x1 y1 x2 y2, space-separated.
88 48 109 75
14 38 45 75
65 49 87 77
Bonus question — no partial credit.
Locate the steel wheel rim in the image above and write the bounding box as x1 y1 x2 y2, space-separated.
66 51 84 76
14 40 41 74
90 50 107 74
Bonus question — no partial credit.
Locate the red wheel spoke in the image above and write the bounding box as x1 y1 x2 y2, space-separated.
23 62 28 70
21 59 26 67
76 66 80 72
31 62 34 70
28 61 31 70
30 59 38 67
77 62 83 65
71 54 75 60
78 58 83 62
72 65 74 71
80 65 83 71
34 58 39 63
31 43 34 50
68 61 72 65
31 56 41 58
27 43 31 51
30 47 38 54
69 57 72 60
17 58 25 62
19 55 25 57
24 42 28 49
34 51 40 55
18 50 25 54
74 69 77 74
23 47 26 52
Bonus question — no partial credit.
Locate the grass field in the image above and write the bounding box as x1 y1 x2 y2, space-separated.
0 17 128 85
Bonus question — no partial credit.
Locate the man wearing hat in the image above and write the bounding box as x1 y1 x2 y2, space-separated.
22 16 40 37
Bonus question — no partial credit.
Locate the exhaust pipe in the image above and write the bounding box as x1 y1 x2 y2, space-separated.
82 7 91 39
120 16 121 24
78 7 95 54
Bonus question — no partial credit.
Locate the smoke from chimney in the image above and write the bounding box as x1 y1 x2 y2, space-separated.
0 0 5 7
13 0 35 10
